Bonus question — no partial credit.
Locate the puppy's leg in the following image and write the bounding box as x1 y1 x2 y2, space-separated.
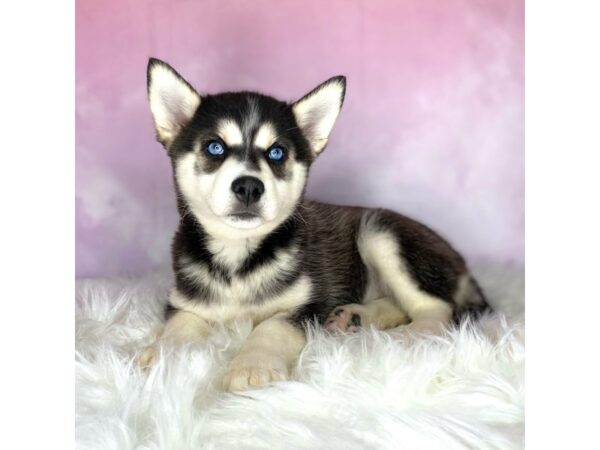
359 229 454 336
223 314 305 392
325 297 411 332
138 308 212 367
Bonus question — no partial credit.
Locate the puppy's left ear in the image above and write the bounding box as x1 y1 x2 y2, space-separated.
147 58 201 148
292 76 346 156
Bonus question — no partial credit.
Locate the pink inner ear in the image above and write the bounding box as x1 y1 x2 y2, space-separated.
163 95 192 127
292 85 344 154
149 66 201 144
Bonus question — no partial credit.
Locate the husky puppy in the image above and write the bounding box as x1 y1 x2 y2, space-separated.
140 58 489 391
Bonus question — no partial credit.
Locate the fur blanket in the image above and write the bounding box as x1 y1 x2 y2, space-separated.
75 263 524 450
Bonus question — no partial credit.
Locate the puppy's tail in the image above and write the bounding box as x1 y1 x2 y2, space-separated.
453 275 491 323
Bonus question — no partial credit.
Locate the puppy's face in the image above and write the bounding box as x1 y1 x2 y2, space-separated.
147 59 345 239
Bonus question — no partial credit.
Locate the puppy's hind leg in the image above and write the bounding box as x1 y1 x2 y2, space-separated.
358 225 455 336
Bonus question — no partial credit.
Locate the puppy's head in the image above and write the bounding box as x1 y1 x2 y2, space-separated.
147 58 345 239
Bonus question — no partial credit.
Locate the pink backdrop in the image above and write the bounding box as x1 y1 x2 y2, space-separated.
76 0 524 278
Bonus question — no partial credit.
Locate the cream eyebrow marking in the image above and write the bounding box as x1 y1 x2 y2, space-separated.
217 119 244 147
254 122 278 149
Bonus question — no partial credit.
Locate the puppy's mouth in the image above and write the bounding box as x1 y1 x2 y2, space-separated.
229 212 260 221
224 207 264 230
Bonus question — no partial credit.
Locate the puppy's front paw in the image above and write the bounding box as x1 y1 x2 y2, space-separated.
223 352 289 392
325 304 365 332
137 345 158 368
392 319 446 337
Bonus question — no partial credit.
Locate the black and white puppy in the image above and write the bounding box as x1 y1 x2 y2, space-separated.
140 58 489 392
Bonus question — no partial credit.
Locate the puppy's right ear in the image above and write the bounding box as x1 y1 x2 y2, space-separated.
147 58 201 148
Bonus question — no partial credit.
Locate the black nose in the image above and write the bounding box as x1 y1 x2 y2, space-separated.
231 176 265 206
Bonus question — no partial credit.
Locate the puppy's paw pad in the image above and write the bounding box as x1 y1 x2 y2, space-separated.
325 305 363 332
223 356 288 392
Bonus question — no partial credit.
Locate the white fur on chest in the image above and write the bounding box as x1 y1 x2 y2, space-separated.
180 243 299 296
206 237 259 270
173 243 306 324
171 274 311 324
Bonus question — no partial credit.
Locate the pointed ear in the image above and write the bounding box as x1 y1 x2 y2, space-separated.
147 58 201 147
292 76 346 156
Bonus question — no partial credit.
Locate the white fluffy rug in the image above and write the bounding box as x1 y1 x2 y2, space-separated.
75 262 524 450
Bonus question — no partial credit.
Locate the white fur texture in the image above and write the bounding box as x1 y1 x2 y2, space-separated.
76 262 524 449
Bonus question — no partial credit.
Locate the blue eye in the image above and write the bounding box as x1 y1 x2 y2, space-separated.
206 141 225 156
267 146 285 161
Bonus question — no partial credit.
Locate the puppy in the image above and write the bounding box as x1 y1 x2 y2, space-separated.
140 58 489 392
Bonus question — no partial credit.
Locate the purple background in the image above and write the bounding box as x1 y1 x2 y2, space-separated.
76 0 524 278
